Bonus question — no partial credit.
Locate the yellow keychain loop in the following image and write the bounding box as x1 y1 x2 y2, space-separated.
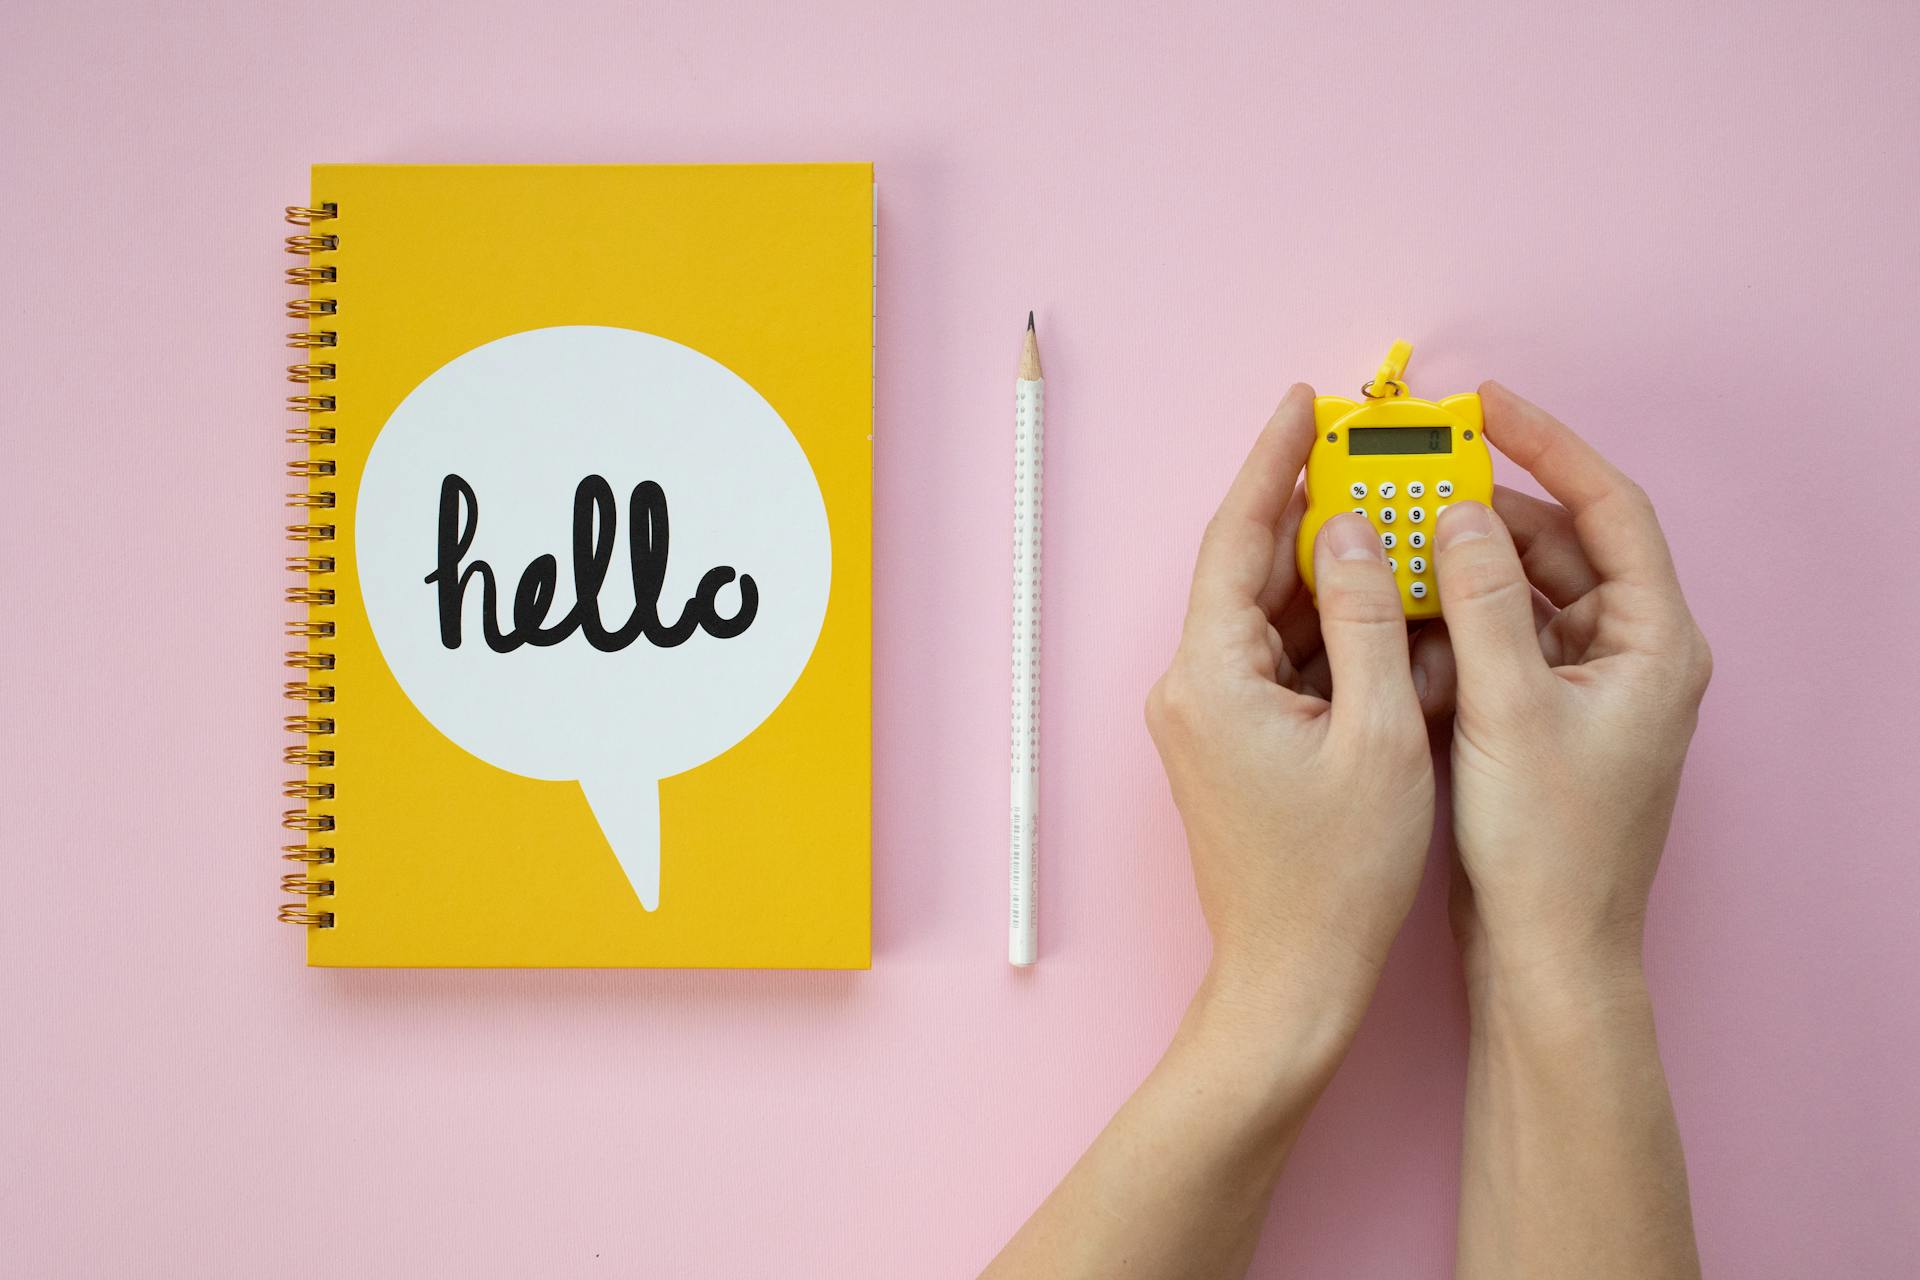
1361 339 1414 400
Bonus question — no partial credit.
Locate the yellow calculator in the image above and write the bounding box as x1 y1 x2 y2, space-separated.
1296 342 1492 620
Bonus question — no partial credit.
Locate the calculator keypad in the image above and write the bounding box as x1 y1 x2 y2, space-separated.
1329 477 1442 608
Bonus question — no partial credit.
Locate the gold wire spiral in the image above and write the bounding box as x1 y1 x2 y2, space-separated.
282 844 335 864
282 194 340 930
281 874 336 896
284 744 336 765
282 810 336 832
280 521 334 545
283 747 335 766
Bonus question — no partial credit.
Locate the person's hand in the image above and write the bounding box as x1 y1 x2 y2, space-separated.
1432 382 1713 993
1145 385 1437 1037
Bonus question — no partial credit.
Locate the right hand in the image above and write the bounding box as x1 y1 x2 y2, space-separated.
1432 382 1713 987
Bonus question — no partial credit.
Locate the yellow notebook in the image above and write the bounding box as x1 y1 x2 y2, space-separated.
279 164 873 967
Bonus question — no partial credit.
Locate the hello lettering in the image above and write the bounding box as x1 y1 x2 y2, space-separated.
424 473 759 653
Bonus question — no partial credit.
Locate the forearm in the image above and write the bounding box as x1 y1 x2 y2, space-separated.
1456 951 1700 1279
982 968 1360 1280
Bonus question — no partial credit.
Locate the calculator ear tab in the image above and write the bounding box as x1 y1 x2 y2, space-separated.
1313 396 1358 430
1440 393 1483 431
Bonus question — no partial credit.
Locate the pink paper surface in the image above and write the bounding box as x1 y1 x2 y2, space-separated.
3 2 1916 1275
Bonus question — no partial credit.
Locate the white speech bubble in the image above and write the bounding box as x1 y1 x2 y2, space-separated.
357 326 832 910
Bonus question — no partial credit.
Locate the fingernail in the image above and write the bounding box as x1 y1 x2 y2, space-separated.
1322 514 1384 562
1412 665 1429 702
1437 501 1493 550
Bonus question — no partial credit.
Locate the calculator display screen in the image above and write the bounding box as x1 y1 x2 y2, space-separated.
1349 426 1451 455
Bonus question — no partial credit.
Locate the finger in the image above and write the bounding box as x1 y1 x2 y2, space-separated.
1409 620 1457 718
1264 621 1292 685
1479 381 1681 592
1313 513 1420 729
1433 500 1551 695
1491 486 1600 607
1189 385 1317 616
1255 482 1309 617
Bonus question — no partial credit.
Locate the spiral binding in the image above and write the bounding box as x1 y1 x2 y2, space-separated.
280 203 339 929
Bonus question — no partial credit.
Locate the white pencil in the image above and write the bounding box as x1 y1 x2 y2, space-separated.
1010 312 1044 967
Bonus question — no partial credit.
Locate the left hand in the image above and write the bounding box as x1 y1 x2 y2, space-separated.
1145 385 1443 1026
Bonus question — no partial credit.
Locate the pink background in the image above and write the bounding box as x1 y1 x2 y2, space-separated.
4 1 1917 1275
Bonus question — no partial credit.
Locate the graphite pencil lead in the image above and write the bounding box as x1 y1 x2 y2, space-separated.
1027 310 1035 332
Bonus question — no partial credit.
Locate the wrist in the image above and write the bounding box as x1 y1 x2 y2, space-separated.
1466 940 1651 1041
1177 956 1371 1113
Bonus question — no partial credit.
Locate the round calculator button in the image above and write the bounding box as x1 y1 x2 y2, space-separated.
1408 581 1428 600
1377 481 1396 499
1349 481 1369 500
1408 531 1426 549
1434 504 1447 520
1406 481 1425 498
1378 506 1396 524
1380 531 1396 550
1408 556 1427 574
1408 506 1425 523
1352 506 1368 518
1435 480 1455 498
1385 557 1397 574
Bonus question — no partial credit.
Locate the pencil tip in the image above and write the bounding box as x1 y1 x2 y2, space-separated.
1027 310 1035 332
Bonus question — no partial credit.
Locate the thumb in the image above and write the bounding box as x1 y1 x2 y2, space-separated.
1314 513 1419 727
1433 501 1548 695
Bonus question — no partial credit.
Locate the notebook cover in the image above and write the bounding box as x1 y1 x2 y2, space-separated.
285 164 872 967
